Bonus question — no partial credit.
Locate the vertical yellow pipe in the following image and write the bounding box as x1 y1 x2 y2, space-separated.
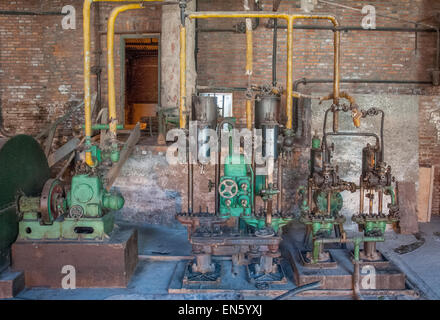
180 25 187 129
285 16 294 130
108 4 143 139
83 0 162 167
245 18 253 130
333 29 340 105
245 23 253 74
84 0 94 166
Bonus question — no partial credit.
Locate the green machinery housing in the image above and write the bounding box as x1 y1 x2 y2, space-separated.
219 153 292 234
0 134 126 259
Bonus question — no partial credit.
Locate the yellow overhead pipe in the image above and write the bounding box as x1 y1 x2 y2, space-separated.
83 0 162 167
186 12 341 131
108 4 143 141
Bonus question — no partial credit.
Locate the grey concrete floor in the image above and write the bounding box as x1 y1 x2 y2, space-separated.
10 217 440 300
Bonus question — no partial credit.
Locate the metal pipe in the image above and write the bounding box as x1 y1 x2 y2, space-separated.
285 16 294 129
108 4 143 143
294 78 432 89
82 0 162 167
272 18 278 86
187 12 341 131
276 158 282 213
0 10 67 16
267 25 437 33
180 25 187 129
274 281 321 300
245 2 253 130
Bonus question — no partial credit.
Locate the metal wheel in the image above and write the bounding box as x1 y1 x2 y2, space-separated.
218 179 238 199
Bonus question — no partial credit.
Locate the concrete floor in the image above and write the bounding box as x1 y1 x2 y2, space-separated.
10 216 440 300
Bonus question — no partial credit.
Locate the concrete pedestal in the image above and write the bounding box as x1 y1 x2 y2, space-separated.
11 228 138 288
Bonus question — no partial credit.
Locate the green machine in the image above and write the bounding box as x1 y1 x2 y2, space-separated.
218 154 253 218
0 134 125 249
18 174 124 241
0 135 50 272
218 140 292 235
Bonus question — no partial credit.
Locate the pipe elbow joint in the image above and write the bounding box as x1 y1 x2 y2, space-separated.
85 151 96 167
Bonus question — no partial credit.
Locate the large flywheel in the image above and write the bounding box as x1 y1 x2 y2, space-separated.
0 135 50 271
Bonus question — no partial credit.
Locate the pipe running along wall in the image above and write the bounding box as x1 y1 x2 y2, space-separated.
182 12 341 131
108 4 144 153
83 0 163 167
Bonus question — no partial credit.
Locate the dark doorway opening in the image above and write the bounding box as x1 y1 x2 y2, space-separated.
123 37 159 137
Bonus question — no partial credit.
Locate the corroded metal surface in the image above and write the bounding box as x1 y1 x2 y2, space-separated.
11 228 138 288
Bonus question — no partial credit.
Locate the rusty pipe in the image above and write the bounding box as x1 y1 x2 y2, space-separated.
180 25 187 129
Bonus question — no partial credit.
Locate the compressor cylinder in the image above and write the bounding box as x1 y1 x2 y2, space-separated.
192 95 218 160
255 95 281 160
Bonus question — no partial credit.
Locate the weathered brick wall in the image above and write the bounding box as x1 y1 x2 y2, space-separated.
419 86 440 215
0 0 161 145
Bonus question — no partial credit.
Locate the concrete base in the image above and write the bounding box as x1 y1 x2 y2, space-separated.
11 228 138 288
289 247 408 291
0 269 25 299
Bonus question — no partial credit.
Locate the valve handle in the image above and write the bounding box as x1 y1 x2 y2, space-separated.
219 179 239 199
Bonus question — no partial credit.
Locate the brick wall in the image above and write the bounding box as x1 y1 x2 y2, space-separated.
0 0 161 146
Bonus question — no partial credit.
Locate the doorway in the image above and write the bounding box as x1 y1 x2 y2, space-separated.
121 35 160 135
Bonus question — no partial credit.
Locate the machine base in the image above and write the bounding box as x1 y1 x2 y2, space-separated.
300 250 338 269
183 261 222 285
350 250 391 267
289 247 407 290
11 227 138 288
18 212 115 241
0 269 25 299
170 258 294 296
247 261 287 285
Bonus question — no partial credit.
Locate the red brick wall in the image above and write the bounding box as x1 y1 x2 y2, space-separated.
419 87 440 215
0 0 161 145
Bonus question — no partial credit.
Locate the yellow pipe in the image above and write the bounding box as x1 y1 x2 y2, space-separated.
83 0 162 167
245 13 253 130
245 22 253 75
286 16 294 129
108 4 143 140
180 25 187 129
187 12 341 131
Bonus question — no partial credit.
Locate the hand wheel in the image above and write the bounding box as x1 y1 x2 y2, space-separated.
218 179 239 199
